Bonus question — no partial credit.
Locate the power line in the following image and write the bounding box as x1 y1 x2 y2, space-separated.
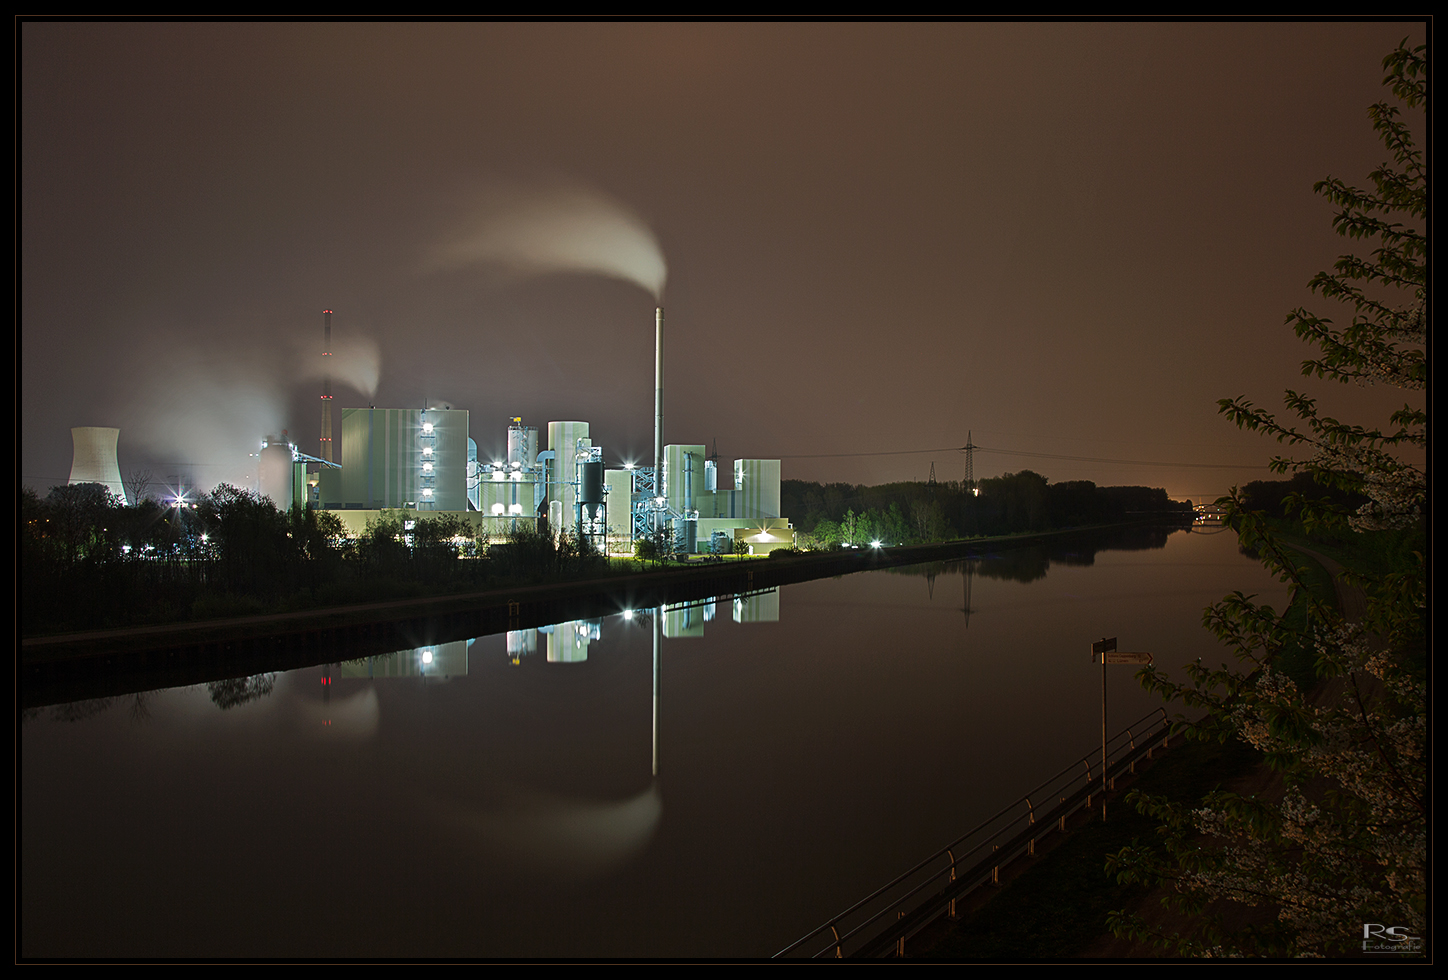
974 446 1272 470
769 444 1270 470
770 447 964 459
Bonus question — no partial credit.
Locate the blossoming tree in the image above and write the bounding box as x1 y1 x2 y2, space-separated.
1106 42 1427 958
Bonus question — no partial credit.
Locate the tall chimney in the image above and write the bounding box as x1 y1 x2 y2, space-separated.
654 307 664 523
320 309 333 463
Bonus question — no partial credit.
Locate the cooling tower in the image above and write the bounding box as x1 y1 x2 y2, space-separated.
68 427 126 502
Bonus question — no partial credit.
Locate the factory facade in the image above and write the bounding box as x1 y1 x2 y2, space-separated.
309 410 794 554
318 407 471 513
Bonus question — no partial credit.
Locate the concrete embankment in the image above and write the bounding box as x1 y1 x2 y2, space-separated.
20 526 1136 708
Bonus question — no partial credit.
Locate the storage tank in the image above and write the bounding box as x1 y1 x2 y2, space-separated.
580 460 605 507
507 419 538 470
546 420 590 534
259 436 294 513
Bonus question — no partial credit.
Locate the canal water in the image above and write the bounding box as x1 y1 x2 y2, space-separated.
20 525 1287 958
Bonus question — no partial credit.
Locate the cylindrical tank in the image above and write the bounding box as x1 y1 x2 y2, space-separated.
259 438 294 513
546 421 590 524
506 629 537 660
508 421 538 470
580 460 604 507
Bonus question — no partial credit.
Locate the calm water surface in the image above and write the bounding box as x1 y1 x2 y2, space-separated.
21 526 1287 958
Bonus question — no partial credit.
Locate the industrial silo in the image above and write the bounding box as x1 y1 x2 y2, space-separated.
546 420 590 536
259 436 295 513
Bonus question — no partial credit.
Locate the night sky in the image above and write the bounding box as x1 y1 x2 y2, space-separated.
20 21 1427 503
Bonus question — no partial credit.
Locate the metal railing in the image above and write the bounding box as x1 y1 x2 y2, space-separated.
774 708 1171 959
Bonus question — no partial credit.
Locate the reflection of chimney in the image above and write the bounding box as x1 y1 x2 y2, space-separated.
320 310 333 463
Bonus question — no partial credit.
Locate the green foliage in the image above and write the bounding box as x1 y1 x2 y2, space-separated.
632 527 668 566
492 521 605 581
1110 43 1427 958
1219 43 1425 534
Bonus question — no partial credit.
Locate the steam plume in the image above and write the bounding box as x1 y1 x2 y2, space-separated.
430 180 666 300
293 333 382 399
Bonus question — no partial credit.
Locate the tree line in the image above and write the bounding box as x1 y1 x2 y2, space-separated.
20 483 604 637
782 473 1192 547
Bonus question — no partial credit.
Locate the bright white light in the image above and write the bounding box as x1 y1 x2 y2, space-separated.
422 649 434 665
871 539 882 549
423 488 434 498
423 422 434 434
423 462 433 472
491 503 505 515
623 609 633 620
508 503 523 515
625 462 635 470
424 446 433 457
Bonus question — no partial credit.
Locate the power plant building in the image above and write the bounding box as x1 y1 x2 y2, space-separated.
312 412 790 554
301 306 790 552
319 407 470 512
607 447 792 554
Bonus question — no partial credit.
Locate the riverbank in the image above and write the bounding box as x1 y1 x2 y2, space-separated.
21 524 1150 708
901 538 1356 960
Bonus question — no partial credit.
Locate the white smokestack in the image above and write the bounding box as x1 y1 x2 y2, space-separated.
654 306 664 499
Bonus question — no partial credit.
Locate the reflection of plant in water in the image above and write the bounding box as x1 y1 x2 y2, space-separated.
35 691 155 725
128 692 153 725
39 698 114 724
207 673 277 710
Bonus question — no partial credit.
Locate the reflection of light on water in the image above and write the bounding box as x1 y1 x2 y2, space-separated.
296 688 380 739
336 640 472 678
428 783 663 880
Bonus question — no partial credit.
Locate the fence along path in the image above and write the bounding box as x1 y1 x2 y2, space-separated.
775 708 1171 959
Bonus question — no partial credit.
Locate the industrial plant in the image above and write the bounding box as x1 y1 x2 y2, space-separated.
254 308 795 556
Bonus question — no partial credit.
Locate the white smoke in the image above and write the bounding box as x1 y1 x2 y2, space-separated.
118 324 382 493
429 179 667 301
292 332 382 399
121 340 289 492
